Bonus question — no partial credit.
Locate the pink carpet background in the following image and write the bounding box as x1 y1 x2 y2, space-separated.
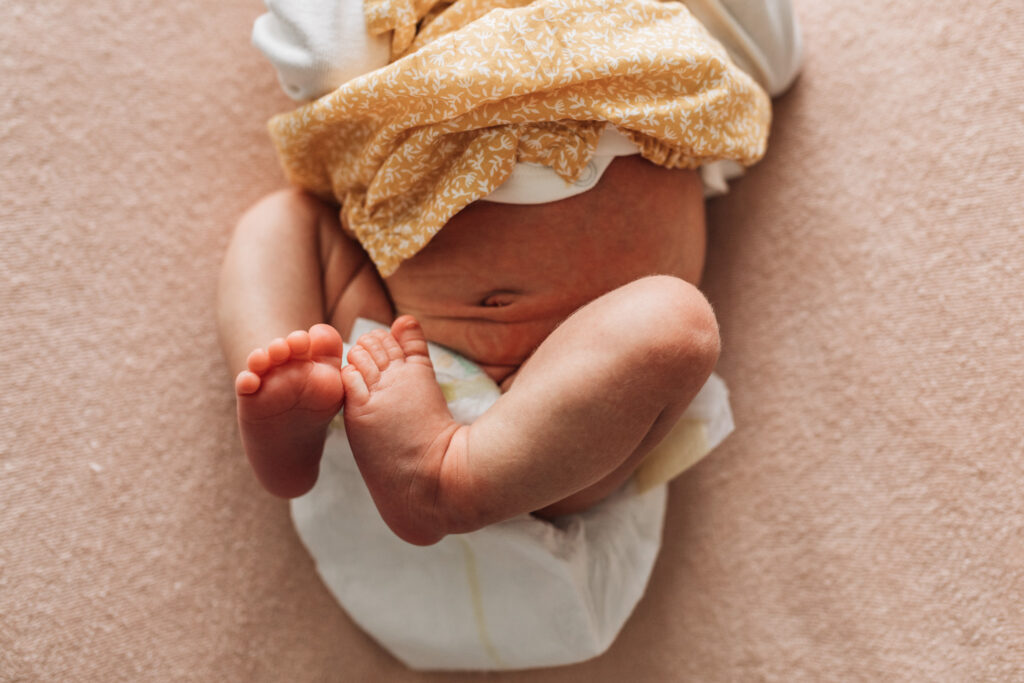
2 1 1022 680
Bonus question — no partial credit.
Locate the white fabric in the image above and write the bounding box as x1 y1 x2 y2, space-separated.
290 319 735 670
252 0 391 102
685 0 804 97
484 125 638 204
253 0 802 200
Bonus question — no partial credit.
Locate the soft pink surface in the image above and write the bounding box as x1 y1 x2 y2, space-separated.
2 1 1022 680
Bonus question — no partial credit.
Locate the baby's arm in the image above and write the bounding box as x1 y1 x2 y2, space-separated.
218 188 391 496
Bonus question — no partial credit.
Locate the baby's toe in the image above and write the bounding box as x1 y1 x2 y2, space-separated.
309 323 343 358
359 332 393 369
341 364 370 405
235 370 261 395
347 345 381 387
391 316 430 359
267 337 291 365
377 331 405 361
246 348 271 375
286 330 311 358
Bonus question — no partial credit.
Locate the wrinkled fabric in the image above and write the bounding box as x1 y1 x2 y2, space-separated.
268 0 770 275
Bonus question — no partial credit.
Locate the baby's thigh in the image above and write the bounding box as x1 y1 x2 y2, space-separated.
527 275 721 516
511 274 721 449
533 275 719 390
317 212 394 338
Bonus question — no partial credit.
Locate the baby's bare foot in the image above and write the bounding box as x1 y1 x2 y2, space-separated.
236 323 345 498
342 316 463 545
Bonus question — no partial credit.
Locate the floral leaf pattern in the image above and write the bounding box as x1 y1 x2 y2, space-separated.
268 0 771 276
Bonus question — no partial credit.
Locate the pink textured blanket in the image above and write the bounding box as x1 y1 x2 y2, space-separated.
2 1 1022 679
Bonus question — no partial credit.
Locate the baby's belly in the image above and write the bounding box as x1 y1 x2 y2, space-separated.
389 246 703 386
383 161 707 382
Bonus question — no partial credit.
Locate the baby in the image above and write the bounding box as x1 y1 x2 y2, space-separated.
219 0 796 547
220 156 714 546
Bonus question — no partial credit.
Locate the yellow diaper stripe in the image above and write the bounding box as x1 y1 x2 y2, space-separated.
458 537 505 667
633 418 710 492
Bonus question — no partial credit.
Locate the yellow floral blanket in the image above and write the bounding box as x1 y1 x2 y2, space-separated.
268 0 771 275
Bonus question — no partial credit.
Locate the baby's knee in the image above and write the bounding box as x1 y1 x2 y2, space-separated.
234 187 330 240
257 186 325 216
614 275 720 381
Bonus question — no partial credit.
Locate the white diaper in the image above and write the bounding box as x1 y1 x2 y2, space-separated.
291 319 734 670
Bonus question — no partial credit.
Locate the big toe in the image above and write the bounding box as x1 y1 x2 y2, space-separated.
309 323 343 358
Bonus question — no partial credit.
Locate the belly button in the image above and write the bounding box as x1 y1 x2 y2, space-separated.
480 291 517 307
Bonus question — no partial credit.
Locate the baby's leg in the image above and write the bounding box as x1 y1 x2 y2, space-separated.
218 188 390 497
342 275 720 545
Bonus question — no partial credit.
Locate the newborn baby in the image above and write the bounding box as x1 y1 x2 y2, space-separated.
221 155 713 545
219 0 797 547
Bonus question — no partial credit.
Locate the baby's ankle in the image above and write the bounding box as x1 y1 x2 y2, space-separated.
372 424 489 545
